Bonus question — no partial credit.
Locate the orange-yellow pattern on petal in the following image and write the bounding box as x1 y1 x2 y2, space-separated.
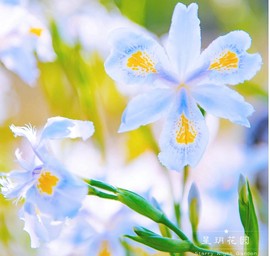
176 114 197 144
29 27 43 37
209 50 239 71
127 50 157 74
99 242 111 256
37 171 59 195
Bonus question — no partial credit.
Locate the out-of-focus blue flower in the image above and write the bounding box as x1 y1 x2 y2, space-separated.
105 3 262 172
50 0 141 58
19 202 64 248
39 205 137 256
0 117 94 247
0 2 55 85
0 0 21 5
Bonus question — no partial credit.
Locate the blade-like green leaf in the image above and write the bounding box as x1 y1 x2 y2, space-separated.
238 175 259 254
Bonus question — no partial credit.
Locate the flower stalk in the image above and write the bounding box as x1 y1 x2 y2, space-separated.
87 179 232 256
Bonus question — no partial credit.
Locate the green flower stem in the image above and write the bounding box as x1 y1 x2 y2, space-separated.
88 185 118 201
160 216 189 241
158 224 177 256
174 202 181 228
87 179 117 193
183 165 190 191
87 180 232 256
192 231 209 249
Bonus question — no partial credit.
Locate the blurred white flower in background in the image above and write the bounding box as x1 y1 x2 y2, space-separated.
50 0 143 58
0 1 55 85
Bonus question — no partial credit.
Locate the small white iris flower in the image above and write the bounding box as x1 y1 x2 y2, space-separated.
0 117 94 247
0 2 55 85
105 3 262 171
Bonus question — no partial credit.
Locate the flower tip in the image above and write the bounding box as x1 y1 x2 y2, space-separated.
238 174 248 203
244 122 251 128
175 2 198 12
157 153 184 173
188 2 199 11
238 174 246 190
118 123 129 133
188 183 199 202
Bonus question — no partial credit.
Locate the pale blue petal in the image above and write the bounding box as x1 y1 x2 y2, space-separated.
27 161 88 220
41 117 95 141
1 0 20 5
66 216 96 246
198 31 262 85
0 170 32 200
20 203 63 248
105 28 178 86
15 148 36 171
0 46 39 86
188 183 201 210
191 84 254 127
158 88 208 171
119 88 174 132
166 3 201 81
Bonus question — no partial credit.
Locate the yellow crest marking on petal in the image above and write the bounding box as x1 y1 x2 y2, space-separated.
127 50 157 74
99 242 111 256
176 114 197 144
29 27 43 37
209 50 239 71
37 171 59 195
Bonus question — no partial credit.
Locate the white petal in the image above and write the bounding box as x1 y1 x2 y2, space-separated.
41 117 95 141
166 3 201 81
119 88 174 132
159 88 208 171
105 28 177 86
191 84 254 127
0 46 39 86
197 31 262 85
10 124 37 145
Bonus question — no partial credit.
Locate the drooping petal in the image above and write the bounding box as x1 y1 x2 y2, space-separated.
158 88 208 171
198 31 262 85
119 88 174 132
105 29 177 86
20 202 63 248
15 148 36 171
0 46 39 86
41 117 95 141
25 14 56 62
166 3 201 81
0 170 33 200
10 124 37 145
0 3 25 37
191 84 254 127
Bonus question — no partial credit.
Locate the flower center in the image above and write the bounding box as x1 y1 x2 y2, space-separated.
98 242 111 256
209 50 239 71
29 27 43 37
176 83 188 91
176 114 197 144
37 171 59 195
127 50 157 74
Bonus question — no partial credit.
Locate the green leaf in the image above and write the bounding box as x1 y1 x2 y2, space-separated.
238 175 259 254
